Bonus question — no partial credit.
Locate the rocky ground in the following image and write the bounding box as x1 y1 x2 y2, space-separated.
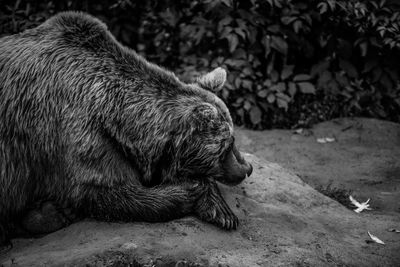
1 117 399 266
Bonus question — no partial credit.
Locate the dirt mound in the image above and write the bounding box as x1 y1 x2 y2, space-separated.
1 153 399 266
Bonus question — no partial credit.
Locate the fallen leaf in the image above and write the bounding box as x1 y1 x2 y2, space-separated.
316 137 335 143
293 128 303 134
368 231 385 245
349 195 372 213
325 137 335 142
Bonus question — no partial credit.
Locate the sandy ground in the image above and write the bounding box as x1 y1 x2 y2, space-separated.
235 117 400 215
1 117 399 266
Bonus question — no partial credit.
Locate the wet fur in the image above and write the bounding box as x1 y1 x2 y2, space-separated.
0 12 245 244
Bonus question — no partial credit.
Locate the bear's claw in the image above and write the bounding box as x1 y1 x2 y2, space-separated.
195 181 239 230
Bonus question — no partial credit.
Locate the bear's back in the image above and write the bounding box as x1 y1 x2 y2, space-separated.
0 12 223 129
0 13 120 145
0 12 113 54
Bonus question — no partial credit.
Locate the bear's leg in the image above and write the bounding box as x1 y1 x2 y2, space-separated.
194 180 238 230
20 200 76 235
74 181 206 223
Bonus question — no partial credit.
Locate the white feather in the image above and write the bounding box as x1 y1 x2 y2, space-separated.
349 195 372 213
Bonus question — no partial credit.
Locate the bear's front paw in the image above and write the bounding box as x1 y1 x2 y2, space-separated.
195 195 239 230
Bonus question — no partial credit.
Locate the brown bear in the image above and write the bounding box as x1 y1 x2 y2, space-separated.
0 11 252 246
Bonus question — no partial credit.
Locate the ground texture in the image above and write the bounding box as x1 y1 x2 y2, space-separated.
1 118 399 266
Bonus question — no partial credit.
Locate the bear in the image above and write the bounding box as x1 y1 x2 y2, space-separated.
0 11 252 246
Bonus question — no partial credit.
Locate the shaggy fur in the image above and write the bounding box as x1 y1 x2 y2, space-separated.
0 12 252 245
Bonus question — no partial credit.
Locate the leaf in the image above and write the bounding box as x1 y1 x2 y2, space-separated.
249 106 262 125
294 128 303 134
262 35 271 58
288 82 297 97
276 98 288 111
234 77 241 88
270 36 288 55
270 82 286 92
219 16 233 27
220 26 233 39
243 100 251 111
236 108 244 121
281 65 294 80
234 28 246 39
359 42 368 57
273 0 283 8
317 2 328 14
227 33 239 52
326 0 336 11
270 70 279 83
263 79 272 87
293 74 311 81
339 59 358 78
220 0 233 7
232 49 247 59
311 61 330 77
267 94 276 103
335 73 349 86
248 27 257 44
293 20 302 33
222 88 229 99
236 18 247 30
242 67 252 76
267 24 280 33
317 137 335 143
281 16 297 25
236 97 244 104
242 79 252 90
368 231 385 245
297 82 316 94
257 89 268 98
276 92 291 102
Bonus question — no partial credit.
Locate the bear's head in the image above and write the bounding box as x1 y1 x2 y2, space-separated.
174 68 253 185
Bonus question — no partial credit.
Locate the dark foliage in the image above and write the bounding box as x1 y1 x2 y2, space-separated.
1 0 399 129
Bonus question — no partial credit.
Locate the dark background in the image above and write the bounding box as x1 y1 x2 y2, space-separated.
1 0 399 129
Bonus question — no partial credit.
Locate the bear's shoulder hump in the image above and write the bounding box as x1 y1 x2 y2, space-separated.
41 11 108 36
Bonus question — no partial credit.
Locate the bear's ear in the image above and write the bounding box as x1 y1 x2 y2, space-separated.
196 67 227 91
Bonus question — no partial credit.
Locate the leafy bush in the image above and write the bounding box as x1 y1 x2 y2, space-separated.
1 0 399 129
